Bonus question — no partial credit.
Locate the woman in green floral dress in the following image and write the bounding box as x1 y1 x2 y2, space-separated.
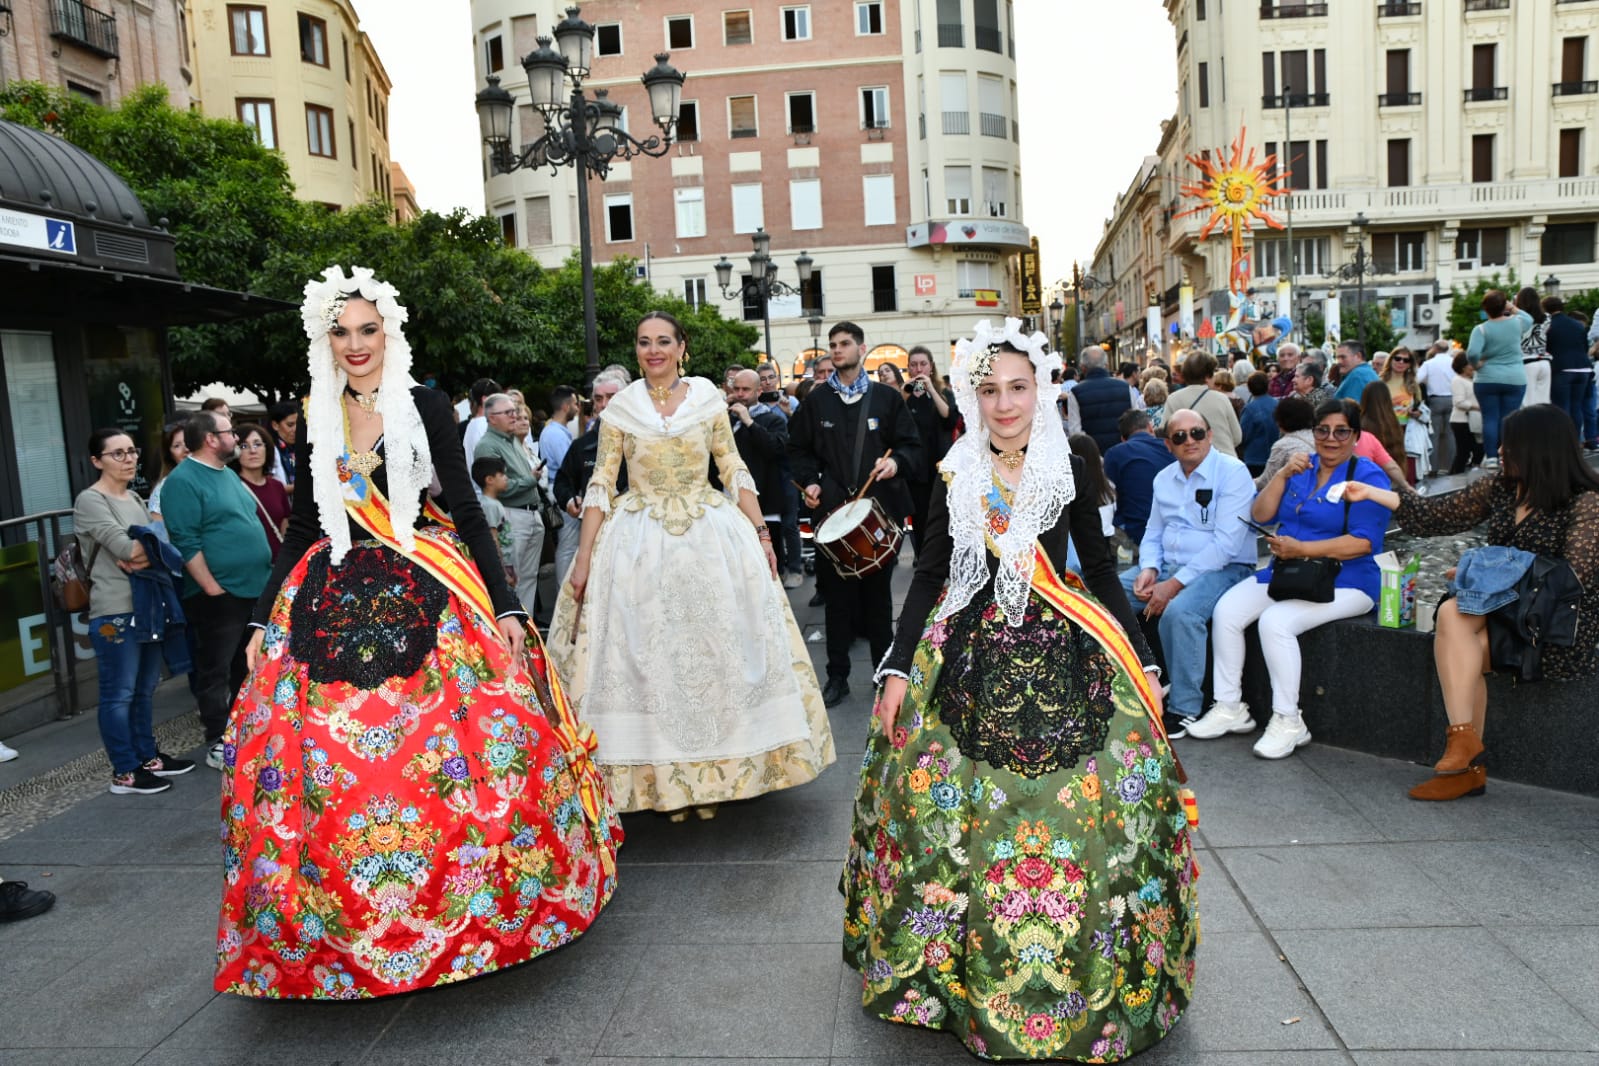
842 319 1199 1061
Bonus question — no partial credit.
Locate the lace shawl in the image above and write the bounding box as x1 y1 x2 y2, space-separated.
936 317 1074 628
300 265 429 566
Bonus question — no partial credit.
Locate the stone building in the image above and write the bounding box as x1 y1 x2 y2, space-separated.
0 0 193 107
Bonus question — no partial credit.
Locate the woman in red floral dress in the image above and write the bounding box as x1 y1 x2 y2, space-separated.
214 266 620 999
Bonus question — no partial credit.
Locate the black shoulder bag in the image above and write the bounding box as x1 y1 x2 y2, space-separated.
1267 458 1356 604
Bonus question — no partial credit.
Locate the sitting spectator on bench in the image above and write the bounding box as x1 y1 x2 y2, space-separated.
1120 409 1257 738
1342 404 1599 801
1190 399 1391 759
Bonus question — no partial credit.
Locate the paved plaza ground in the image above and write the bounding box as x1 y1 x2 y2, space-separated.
2 572 1598 1066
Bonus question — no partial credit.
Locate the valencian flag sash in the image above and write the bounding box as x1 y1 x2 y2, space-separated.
343 483 616 871
1029 545 1199 828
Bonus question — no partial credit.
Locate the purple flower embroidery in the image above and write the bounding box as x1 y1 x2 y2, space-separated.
442 755 470 781
258 767 283 792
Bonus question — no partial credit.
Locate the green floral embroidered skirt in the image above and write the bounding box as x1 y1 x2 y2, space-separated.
842 589 1199 1061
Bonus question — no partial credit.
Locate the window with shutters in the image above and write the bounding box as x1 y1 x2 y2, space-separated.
1562 37 1586 83
790 179 822 230
724 10 752 45
956 260 994 298
1559 129 1582 179
732 183 764 233
228 6 268 55
1542 222 1595 265
1472 134 1494 183
945 165 972 215
1455 227 1509 267
864 174 895 226
729 95 758 138
525 196 552 246
674 186 707 238
1387 139 1410 187
604 193 634 242
782 6 810 40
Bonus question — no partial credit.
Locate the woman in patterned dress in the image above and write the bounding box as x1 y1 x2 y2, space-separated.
215 267 621 999
842 318 1199 1062
550 310 834 819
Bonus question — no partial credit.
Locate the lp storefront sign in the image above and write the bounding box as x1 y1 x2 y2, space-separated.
0 207 77 256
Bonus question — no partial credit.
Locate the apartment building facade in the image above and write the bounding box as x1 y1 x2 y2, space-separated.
471 0 1028 376
186 0 394 208
0 0 193 107
1094 0 1599 355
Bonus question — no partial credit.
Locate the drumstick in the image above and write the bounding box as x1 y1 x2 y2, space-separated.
852 449 894 503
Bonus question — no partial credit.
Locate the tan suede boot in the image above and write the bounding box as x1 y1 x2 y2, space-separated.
1433 723 1485 775
1408 765 1487 802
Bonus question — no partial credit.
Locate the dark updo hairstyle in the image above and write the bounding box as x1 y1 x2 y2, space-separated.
1315 397 1362 436
1498 404 1599 512
1274 395 1316 433
637 309 686 344
1482 289 1508 318
88 426 134 459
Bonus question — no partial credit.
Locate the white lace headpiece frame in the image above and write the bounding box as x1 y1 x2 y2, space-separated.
937 317 1074 627
300 265 430 565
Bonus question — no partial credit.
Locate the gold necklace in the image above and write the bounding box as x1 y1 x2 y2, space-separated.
345 385 379 414
648 379 680 404
341 399 384 477
990 443 1027 470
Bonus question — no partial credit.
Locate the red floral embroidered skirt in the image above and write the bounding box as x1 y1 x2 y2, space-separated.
214 538 622 999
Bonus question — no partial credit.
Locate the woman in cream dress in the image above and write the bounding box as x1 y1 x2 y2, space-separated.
551 311 834 819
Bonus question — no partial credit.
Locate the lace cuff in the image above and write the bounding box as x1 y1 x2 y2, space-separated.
582 481 613 515
872 666 910 687
730 468 759 499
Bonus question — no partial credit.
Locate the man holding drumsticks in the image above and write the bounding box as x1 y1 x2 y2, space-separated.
788 322 923 708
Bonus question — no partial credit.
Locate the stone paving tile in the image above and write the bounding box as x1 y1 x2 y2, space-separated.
1127 1049 1355 1066
611 773 854 866
594 942 840 1060
1190 850 1260 934
1221 843 1474 931
1402 840 1599 927
828 961 985 1063
1171 931 1340 1053
156 992 402 1059
0 1051 145 1066
1278 927 1599 1052
1184 738 1385 848
1490 925 1599 1031
0 865 215 949
1354 1054 1599 1066
606 859 844 946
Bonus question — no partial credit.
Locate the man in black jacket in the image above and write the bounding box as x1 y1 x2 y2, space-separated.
727 369 791 569
1071 346 1133 455
553 372 628 585
1546 295 1595 440
788 321 923 707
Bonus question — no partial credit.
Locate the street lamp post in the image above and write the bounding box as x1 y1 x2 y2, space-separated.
475 6 686 387
1544 275 1562 298
715 228 815 375
1069 261 1113 365
1328 212 1374 353
1048 296 1064 354
807 313 824 373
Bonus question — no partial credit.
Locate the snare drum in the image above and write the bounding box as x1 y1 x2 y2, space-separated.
814 497 903 579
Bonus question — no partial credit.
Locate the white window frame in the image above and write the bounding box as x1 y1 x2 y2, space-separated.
956 259 995 298
723 8 754 45
732 182 765 234
781 5 811 41
484 34 504 74
791 178 823 231
863 174 895 226
786 90 817 134
595 22 623 57
676 99 700 142
603 192 634 243
684 277 708 309
944 165 973 216
860 86 890 130
856 0 885 35
728 94 759 138
665 14 695 50
237 98 276 149
674 186 707 239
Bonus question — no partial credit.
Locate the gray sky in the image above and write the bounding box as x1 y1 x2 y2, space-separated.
358 1 1178 290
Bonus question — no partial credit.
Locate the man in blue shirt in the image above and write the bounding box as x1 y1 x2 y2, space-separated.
1332 340 1378 401
1102 408 1175 547
538 385 578 475
1120 409 1258 736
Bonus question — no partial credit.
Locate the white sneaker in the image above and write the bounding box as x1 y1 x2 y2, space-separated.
1253 714 1312 759
205 741 226 771
0 741 16 763
1184 700 1255 740
782 571 804 589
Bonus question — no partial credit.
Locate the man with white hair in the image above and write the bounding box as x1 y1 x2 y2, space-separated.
1069 345 1133 455
474 393 545 616
1269 343 1301 399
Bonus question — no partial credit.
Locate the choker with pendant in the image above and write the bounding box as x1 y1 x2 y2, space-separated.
344 385 379 413
989 441 1028 470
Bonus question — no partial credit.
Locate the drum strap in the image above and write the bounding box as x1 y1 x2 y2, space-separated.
846 386 873 496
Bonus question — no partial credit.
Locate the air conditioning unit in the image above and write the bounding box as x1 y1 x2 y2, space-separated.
1456 258 1480 272
1415 304 1439 326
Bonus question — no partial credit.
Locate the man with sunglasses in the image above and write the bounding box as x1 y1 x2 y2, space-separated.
1119 409 1257 738
157 410 272 770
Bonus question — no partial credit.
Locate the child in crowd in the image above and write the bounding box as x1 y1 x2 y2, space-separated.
471 455 517 590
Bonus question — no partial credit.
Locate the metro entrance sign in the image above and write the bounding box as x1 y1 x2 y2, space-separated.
0 206 77 256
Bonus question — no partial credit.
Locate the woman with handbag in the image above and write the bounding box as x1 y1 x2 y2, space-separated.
73 428 196 795
1187 399 1392 759
228 422 291 561
1341 404 1599 801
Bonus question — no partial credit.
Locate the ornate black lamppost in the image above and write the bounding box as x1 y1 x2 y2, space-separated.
714 228 815 375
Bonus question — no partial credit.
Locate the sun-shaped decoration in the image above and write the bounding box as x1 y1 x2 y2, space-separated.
1176 126 1289 240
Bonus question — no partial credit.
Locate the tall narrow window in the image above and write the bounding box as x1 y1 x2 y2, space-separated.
782 6 811 40
982 166 1010 216
945 165 972 215
861 86 889 129
237 98 276 148
674 186 706 238
1286 140 1310 190
977 75 1005 137
676 101 699 141
1472 44 1496 91
299 14 328 66
974 0 1001 53
348 119 357 169
1198 62 1210 108
484 34 504 73
1316 140 1329 189
872 265 897 312
1197 0 1206 19
791 178 823 230
306 105 335 158
228 5 268 55
666 16 694 49
1387 139 1410 187
1385 49 1409 101
1562 37 1587 84
729 95 758 138
342 36 350 81
499 212 517 246
1559 128 1583 179
941 72 969 134
684 278 707 309
525 196 552 245
1281 50 1308 98
864 174 895 225
604 193 634 242
731 183 764 233
936 0 962 46
1472 134 1494 183
787 92 816 133
1261 51 1276 101
723 10 753 45
1313 48 1327 97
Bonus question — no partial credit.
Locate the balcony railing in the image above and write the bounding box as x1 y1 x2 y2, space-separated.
975 25 1002 52
1378 91 1422 106
730 126 759 139
937 22 963 47
1464 86 1509 101
1378 1 1422 12
1263 92 1330 107
49 0 119 58
942 110 969 135
979 112 1007 137
1553 80 1599 96
1463 0 1509 9
1260 2 1328 16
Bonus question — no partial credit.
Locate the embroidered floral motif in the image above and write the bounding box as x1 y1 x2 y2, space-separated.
288 543 449 688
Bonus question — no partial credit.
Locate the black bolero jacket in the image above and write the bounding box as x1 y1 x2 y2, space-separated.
882 454 1156 677
251 385 522 627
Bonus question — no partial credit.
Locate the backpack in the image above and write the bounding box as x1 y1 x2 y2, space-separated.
51 535 101 613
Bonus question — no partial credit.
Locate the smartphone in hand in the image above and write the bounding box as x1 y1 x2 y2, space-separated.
1240 516 1278 537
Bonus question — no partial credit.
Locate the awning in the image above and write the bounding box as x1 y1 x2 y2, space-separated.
0 255 294 327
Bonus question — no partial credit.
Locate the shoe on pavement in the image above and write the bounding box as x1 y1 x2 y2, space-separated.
0 880 55 922
110 768 172 795
1408 764 1487 801
1253 713 1312 759
821 677 850 708
1184 700 1255 740
1161 712 1194 740
782 571 804 589
0 740 16 763
144 752 196 777
205 741 226 771
808 590 825 607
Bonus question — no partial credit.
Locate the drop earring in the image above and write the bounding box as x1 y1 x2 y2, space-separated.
677 350 688 377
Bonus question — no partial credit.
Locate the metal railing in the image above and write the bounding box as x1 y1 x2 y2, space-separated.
0 509 83 719
1260 2 1329 15
937 22 963 47
49 0 119 58
1379 91 1422 105
942 110 970 135
1553 80 1599 96
975 25 1002 52
979 112 1007 137
1464 86 1509 101
1263 92 1330 107
1378 1 1422 12
1463 0 1509 9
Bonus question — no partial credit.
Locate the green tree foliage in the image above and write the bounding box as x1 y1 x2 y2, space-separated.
0 81 758 405
1301 301 1397 352
1560 287 1599 326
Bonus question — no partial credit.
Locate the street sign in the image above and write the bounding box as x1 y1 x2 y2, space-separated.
914 273 937 296
0 207 76 255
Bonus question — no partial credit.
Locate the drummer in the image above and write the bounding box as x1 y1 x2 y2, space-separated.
788 321 923 708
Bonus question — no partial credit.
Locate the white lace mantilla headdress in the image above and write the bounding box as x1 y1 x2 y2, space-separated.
300 265 430 565
938 317 1074 627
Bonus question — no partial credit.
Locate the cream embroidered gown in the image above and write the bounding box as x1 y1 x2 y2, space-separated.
548 378 835 812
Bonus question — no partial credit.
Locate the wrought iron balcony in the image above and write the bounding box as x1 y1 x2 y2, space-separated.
979 112 1007 138
1378 1 1422 13
1553 80 1599 96
942 110 969 135
1378 91 1422 106
1464 86 1509 101
975 25 1002 52
1463 0 1509 10
49 0 119 59
937 22 963 47
1263 92 1331 107
1260 2 1328 16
